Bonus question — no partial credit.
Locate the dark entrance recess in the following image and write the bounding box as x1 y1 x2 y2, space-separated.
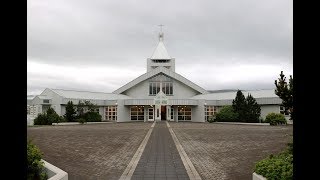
161 106 166 120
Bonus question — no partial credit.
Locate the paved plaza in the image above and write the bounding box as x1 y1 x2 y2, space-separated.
27 122 292 180
170 122 293 180
27 123 151 180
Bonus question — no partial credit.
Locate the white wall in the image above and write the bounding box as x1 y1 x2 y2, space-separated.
40 89 64 115
192 100 205 122
117 100 130 122
260 105 280 119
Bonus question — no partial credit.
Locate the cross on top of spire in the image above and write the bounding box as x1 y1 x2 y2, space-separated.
158 24 164 32
158 24 164 41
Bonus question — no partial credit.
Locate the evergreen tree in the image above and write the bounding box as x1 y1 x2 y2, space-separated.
64 101 76 122
245 94 261 123
232 90 247 122
76 100 85 118
275 71 293 120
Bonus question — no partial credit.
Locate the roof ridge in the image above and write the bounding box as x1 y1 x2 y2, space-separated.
51 88 115 94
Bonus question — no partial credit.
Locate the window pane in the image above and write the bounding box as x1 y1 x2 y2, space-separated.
153 83 157 94
156 83 160 93
149 83 152 94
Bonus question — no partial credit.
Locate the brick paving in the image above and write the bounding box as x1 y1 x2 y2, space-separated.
132 121 189 180
169 122 293 180
27 123 151 180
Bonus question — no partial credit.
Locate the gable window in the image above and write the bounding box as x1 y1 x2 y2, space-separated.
149 74 173 95
43 99 49 103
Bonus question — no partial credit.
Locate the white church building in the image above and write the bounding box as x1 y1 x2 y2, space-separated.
27 31 288 123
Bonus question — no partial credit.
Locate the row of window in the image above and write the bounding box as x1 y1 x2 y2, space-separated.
152 59 170 63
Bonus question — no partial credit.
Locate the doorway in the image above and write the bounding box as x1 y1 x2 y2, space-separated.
148 108 154 121
161 106 166 120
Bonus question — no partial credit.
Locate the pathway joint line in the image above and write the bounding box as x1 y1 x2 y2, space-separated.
166 121 202 180
119 121 156 180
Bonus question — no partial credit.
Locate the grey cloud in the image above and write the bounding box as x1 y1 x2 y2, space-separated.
27 0 292 94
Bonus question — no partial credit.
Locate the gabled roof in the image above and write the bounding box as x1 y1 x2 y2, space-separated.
151 41 171 59
190 89 278 100
113 66 208 94
50 89 131 100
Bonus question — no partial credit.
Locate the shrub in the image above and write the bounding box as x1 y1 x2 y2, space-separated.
215 106 239 122
34 108 63 125
84 112 102 122
77 118 86 124
207 114 216 123
265 113 287 125
34 113 48 125
254 142 293 180
27 140 47 180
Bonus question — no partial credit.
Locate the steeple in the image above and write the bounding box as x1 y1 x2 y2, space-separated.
150 25 171 60
147 25 175 72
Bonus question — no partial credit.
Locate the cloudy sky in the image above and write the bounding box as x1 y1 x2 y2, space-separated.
27 0 292 95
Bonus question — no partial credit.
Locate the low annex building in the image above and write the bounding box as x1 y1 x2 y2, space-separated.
27 31 288 123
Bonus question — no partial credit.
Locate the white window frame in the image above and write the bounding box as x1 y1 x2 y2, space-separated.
205 106 215 121
178 106 192 121
105 106 117 121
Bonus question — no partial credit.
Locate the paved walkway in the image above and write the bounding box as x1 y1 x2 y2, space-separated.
131 121 189 180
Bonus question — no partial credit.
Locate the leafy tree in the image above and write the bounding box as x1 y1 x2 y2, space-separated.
275 71 293 120
245 94 261 123
232 90 247 122
84 100 98 112
64 101 76 122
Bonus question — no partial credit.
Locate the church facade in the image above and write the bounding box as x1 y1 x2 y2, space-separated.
27 32 286 123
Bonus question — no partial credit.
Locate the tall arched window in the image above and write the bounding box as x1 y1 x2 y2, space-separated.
149 74 173 95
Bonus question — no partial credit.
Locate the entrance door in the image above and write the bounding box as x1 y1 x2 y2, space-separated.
148 108 154 121
161 106 166 120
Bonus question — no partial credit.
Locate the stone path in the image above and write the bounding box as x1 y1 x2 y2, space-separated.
131 121 189 180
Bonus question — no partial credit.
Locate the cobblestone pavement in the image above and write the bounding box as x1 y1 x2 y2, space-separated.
27 122 151 180
169 122 293 180
132 121 189 180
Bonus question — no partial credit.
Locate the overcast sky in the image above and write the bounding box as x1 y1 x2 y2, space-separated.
27 0 293 95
